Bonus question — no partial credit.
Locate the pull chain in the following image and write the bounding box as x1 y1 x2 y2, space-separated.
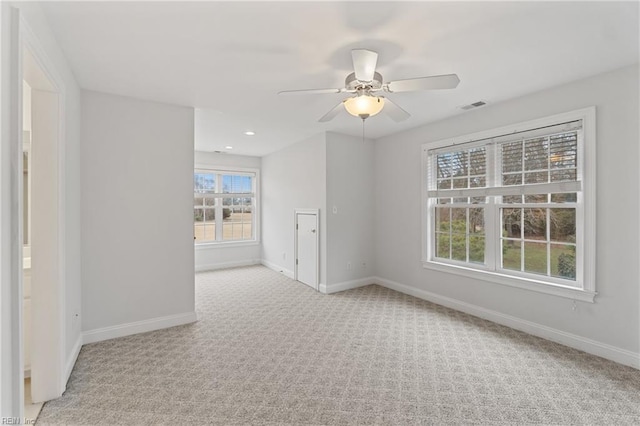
362 118 365 143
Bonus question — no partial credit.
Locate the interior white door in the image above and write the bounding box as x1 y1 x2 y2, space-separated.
296 213 318 289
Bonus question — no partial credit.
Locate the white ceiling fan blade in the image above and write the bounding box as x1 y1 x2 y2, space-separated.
318 101 345 122
385 74 460 93
351 49 378 82
279 88 345 95
381 97 410 122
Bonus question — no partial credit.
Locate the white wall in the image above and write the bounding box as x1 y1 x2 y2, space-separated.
374 64 639 361
261 134 327 282
194 151 261 271
326 132 375 287
81 91 195 334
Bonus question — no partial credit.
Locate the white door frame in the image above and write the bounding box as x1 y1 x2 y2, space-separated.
21 14 67 403
294 208 319 291
0 6 67 416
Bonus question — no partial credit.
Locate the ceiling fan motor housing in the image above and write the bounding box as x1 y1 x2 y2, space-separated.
345 71 383 91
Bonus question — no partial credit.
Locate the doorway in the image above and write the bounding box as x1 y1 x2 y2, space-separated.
21 33 65 408
294 209 319 291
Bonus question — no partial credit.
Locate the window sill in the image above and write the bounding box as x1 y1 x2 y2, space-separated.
421 259 596 303
196 240 260 250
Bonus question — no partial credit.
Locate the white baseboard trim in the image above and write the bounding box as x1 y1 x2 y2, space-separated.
63 335 82 388
82 311 197 345
195 259 261 272
320 276 375 294
374 276 640 369
261 259 294 279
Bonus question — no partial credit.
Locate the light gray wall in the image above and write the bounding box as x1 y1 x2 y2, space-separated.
261 133 327 283
194 151 262 270
15 1 83 382
81 90 195 331
326 132 375 285
374 64 639 353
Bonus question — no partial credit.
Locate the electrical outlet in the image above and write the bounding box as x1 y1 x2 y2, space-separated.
332 205 338 214
282 252 286 260
346 261 352 270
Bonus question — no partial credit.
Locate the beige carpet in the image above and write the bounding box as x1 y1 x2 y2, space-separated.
38 265 640 425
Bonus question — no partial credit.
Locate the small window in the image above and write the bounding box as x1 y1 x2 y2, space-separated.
422 108 595 301
194 169 258 244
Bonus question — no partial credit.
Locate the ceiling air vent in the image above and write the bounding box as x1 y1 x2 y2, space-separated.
460 101 486 110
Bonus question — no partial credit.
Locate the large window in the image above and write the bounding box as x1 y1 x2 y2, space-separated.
194 169 258 244
423 108 595 301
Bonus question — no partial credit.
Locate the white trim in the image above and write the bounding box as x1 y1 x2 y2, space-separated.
63 335 81 385
195 259 261 272
82 312 197 345
319 277 374 295
261 259 294 279
374 276 639 369
196 240 260 250
422 260 596 302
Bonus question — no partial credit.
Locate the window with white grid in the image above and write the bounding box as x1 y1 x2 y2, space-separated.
422 108 596 301
194 169 258 244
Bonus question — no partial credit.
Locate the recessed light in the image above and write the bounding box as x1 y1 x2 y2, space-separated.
244 131 255 136
225 146 233 150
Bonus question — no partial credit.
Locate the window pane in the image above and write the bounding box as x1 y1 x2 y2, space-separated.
204 209 215 221
469 176 485 188
471 197 486 204
437 153 454 179
451 234 466 261
549 132 577 169
503 173 522 186
550 208 576 242
453 197 468 204
523 208 546 240
501 141 522 173
524 242 547 275
469 208 484 234
194 224 215 242
524 137 549 171
438 179 452 190
502 195 522 204
204 197 215 206
222 174 253 194
502 208 521 238
469 236 484 264
436 207 451 232
452 177 468 189
451 208 467 233
550 169 577 182
194 173 216 193
550 193 577 203
551 244 576 280
451 151 468 178
524 194 548 203
502 240 521 271
436 233 450 259
194 197 204 207
194 209 204 223
469 148 486 175
524 171 548 184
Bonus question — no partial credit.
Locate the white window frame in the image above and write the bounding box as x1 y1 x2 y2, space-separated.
194 166 260 247
421 107 596 302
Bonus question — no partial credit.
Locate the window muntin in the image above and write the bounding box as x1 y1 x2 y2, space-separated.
194 170 256 244
424 115 590 293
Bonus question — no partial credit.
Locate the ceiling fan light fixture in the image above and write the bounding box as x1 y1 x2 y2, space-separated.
343 94 385 119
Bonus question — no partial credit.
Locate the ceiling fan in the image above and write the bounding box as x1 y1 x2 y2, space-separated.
278 49 460 122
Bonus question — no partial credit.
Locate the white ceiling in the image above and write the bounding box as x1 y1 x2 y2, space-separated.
40 1 639 157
